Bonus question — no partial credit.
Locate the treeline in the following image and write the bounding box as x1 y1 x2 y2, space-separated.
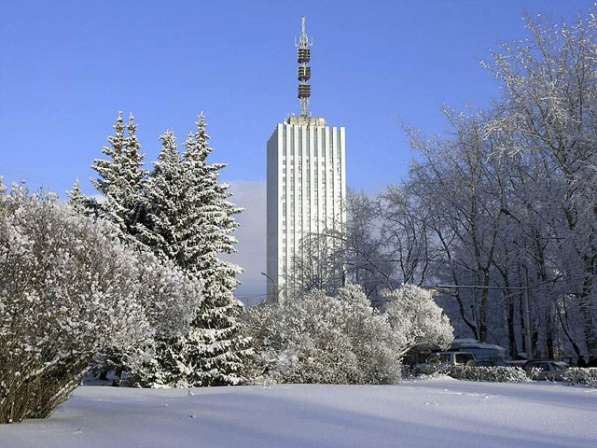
297 11 596 363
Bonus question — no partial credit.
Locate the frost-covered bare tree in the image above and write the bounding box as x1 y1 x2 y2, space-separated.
0 187 202 422
406 111 511 343
399 102 593 359
346 191 395 303
379 184 436 288
483 10 597 360
290 191 395 306
326 8 596 363
290 229 346 298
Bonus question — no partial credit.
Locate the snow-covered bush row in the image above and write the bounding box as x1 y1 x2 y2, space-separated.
450 366 597 386
404 363 451 378
407 364 597 386
528 368 597 386
0 187 202 423
448 366 529 383
243 284 453 384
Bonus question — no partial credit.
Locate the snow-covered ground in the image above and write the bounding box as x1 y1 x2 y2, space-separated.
1 378 596 448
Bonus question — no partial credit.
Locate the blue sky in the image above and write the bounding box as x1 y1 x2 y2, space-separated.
0 0 592 300
1 0 592 194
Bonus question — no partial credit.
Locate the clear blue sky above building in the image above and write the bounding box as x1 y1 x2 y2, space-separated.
1 0 592 195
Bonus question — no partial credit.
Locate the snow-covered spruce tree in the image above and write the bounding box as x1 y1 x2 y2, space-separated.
90 113 146 238
0 186 202 422
67 179 84 211
81 114 149 381
180 115 250 386
66 179 96 215
136 131 185 259
129 131 199 387
135 116 249 386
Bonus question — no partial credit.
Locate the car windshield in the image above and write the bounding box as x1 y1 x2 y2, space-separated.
428 353 451 364
455 353 473 363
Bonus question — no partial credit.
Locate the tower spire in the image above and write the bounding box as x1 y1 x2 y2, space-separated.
296 17 312 117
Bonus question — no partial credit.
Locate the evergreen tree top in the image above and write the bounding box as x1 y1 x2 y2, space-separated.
184 113 213 164
126 114 143 163
105 112 126 156
67 179 87 213
157 131 179 164
92 112 145 199
127 113 137 132
68 178 82 199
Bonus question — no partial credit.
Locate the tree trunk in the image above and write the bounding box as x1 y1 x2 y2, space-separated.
478 271 490 342
507 296 517 358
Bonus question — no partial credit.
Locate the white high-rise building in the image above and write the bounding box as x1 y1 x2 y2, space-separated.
266 18 346 302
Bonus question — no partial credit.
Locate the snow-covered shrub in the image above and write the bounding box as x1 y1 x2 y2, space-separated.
407 363 452 377
243 284 452 385
0 189 142 422
529 368 597 386
554 368 597 386
0 188 202 422
243 285 403 384
448 366 529 383
336 285 405 384
101 251 205 388
383 285 454 356
525 367 545 381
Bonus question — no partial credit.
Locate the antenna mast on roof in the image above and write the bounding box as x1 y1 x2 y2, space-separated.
296 17 312 117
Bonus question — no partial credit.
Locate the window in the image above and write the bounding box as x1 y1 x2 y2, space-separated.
455 353 474 365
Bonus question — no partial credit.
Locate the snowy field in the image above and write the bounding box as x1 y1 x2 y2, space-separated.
1 378 596 448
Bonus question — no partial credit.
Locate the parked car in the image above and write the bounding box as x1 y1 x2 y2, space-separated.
426 351 476 367
524 360 568 373
449 339 506 366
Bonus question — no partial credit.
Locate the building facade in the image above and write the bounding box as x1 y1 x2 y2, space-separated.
266 116 346 302
266 19 346 302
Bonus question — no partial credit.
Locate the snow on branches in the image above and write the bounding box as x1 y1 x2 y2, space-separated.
90 113 146 240
79 113 249 387
0 187 203 422
243 284 452 384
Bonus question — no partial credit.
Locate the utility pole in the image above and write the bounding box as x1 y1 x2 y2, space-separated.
261 272 278 304
522 266 533 360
